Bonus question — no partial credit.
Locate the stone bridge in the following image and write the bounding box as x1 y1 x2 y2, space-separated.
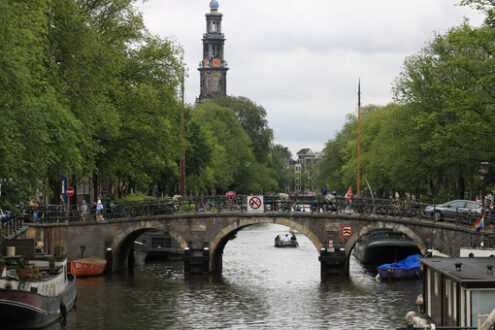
25 213 495 276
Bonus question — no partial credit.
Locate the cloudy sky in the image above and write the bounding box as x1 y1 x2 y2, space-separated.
137 0 484 157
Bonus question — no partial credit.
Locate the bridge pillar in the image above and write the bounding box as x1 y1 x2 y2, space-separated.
184 247 210 275
319 248 348 276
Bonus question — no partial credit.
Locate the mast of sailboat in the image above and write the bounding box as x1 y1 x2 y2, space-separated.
357 78 361 198
180 63 185 196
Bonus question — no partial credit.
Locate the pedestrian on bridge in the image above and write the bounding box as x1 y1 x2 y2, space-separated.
96 196 104 221
80 200 88 222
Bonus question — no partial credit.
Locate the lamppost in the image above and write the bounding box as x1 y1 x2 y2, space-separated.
479 161 490 207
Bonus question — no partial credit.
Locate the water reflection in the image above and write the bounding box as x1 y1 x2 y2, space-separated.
47 223 420 329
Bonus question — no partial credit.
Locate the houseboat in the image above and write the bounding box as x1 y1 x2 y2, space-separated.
0 241 77 329
420 257 495 328
354 228 420 265
134 230 184 262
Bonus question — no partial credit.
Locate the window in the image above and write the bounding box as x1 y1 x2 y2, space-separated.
470 290 495 327
152 237 172 248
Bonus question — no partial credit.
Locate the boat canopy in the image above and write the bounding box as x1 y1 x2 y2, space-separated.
377 254 423 271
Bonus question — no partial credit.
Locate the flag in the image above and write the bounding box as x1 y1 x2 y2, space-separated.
345 186 353 204
473 213 485 232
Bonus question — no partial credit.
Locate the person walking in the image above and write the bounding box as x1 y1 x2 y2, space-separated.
96 195 104 221
32 198 40 224
80 200 88 222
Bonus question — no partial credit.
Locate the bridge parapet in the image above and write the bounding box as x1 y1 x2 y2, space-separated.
22 195 490 230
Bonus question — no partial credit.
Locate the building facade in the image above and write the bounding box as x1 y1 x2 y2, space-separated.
290 148 321 193
196 1 229 103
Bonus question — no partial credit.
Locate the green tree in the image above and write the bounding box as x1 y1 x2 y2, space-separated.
192 103 258 193
212 96 273 163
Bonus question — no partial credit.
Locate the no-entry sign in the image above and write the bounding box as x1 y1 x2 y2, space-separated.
66 187 75 197
247 196 264 213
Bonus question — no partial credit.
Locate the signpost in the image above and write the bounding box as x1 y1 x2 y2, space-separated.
66 187 74 197
247 196 264 214
61 176 67 202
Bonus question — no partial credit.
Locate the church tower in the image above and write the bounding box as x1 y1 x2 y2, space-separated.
196 0 229 103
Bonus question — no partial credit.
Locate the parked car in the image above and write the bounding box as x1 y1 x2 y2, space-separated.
425 200 482 222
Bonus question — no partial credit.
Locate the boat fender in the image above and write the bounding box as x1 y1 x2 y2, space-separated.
60 303 67 320
405 311 428 327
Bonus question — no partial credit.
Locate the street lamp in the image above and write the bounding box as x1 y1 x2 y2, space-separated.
479 162 490 207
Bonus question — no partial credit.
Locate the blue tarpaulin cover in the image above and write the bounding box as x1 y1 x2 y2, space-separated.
377 254 423 270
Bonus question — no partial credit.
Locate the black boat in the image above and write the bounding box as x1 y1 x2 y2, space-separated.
275 240 299 248
274 234 299 248
0 253 77 329
353 228 420 265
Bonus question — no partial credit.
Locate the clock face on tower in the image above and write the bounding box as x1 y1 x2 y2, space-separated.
205 71 221 93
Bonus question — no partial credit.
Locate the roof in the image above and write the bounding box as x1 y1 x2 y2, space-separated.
420 257 495 287
296 148 312 155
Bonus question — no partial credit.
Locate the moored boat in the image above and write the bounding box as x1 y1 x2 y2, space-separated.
68 256 107 277
0 254 77 329
377 254 423 280
354 228 420 265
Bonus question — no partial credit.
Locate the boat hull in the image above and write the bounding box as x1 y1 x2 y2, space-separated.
377 267 422 280
68 258 106 277
354 230 420 265
0 273 77 329
275 240 299 248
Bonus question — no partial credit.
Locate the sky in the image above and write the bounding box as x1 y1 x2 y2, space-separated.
137 0 484 157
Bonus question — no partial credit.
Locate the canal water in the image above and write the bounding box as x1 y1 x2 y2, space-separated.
49 223 421 329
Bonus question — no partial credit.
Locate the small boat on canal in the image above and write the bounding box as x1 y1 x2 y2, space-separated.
0 252 77 329
376 254 423 280
68 256 107 277
274 234 299 248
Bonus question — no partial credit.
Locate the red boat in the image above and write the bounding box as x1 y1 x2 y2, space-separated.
68 257 107 277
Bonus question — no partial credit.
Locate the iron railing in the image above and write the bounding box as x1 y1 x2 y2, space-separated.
12 195 494 231
1 216 23 238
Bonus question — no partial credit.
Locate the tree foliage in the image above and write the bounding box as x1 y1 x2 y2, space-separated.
317 2 495 201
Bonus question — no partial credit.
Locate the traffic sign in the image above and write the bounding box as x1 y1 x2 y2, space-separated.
247 196 264 213
341 226 352 237
66 187 75 197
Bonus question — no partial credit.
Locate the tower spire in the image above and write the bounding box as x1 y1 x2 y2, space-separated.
357 78 361 197
196 1 229 103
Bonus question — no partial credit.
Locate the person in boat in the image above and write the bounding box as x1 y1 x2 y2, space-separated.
291 232 297 241
275 235 281 242
283 234 290 242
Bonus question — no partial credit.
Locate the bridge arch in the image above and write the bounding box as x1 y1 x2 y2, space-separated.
343 222 427 273
209 217 322 273
344 222 427 255
112 221 188 271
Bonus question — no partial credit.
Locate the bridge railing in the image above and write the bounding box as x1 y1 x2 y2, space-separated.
17 195 492 230
1 215 23 238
